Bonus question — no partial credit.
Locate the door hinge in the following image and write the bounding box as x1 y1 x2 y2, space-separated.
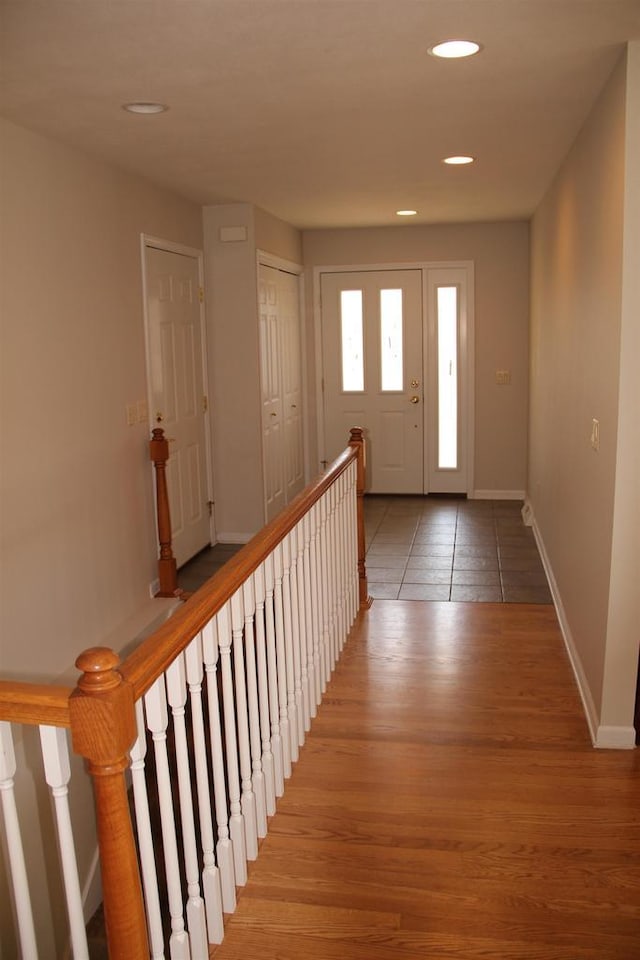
202 395 208 413
198 286 205 303
207 500 214 517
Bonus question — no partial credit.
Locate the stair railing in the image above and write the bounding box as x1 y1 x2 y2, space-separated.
0 428 369 959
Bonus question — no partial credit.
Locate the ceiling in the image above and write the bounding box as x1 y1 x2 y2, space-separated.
1 1 639 229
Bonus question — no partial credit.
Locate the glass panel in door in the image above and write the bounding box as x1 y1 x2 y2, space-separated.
321 270 423 493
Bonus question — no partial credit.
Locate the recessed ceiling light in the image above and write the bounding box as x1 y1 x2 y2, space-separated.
428 40 481 59
396 209 418 216
443 155 475 165
122 102 168 115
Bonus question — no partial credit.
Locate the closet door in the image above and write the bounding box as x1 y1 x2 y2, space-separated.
258 264 304 522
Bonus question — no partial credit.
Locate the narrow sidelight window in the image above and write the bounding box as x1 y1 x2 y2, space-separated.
437 286 458 469
380 289 403 391
340 290 364 391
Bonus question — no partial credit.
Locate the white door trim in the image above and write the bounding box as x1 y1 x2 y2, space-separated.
140 234 216 547
313 260 475 495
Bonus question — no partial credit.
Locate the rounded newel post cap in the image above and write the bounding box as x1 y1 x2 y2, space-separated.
75 647 122 692
151 427 165 442
349 426 364 442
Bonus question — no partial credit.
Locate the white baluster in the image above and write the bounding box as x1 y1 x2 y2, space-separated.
309 502 325 702
336 477 346 655
319 491 332 685
184 634 224 945
264 552 285 794
327 483 339 671
144 676 191 960
165 654 208 958
130 699 165 960
271 544 293 776
39 725 89 960
201 619 236 912
216 602 248 885
302 512 318 716
349 461 358 622
241 577 268 838
295 523 310 730
230 589 259 860
293 527 307 744
345 467 355 631
252 564 276 817
336 472 347 650
281 535 300 762
0 722 38 959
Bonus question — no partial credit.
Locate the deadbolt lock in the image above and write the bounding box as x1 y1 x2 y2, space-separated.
410 379 420 388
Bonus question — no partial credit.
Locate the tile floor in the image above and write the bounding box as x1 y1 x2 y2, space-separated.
178 541 243 593
177 495 553 605
365 495 553 603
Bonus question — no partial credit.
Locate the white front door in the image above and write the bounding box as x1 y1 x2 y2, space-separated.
320 264 473 495
321 269 424 493
144 244 211 566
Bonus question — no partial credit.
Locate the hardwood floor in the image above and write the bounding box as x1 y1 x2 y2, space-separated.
210 601 640 960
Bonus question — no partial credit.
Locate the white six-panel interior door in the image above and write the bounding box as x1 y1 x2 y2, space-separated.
143 242 212 566
258 262 305 522
319 264 473 495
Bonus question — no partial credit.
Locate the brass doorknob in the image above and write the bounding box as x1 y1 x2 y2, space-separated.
409 395 420 404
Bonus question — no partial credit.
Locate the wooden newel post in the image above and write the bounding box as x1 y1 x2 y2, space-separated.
349 427 372 609
69 648 149 959
150 427 178 597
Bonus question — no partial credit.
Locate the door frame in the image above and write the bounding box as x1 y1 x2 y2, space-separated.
313 260 475 495
140 234 216 554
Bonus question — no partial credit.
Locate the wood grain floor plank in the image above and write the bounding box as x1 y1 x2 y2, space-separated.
210 601 640 959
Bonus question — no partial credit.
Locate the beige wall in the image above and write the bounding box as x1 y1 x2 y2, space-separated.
254 205 303 264
529 48 640 744
0 118 203 954
0 118 203 680
302 221 530 492
203 203 302 539
602 44 640 732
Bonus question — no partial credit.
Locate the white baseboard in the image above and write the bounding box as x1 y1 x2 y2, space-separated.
149 577 160 598
215 531 252 544
470 489 526 500
529 501 636 750
595 725 637 749
528 502 599 746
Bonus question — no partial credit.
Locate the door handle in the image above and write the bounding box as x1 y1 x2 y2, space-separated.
409 395 420 404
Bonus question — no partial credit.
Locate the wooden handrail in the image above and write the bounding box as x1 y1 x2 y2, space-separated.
121 438 364 700
0 680 72 727
0 430 368 960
